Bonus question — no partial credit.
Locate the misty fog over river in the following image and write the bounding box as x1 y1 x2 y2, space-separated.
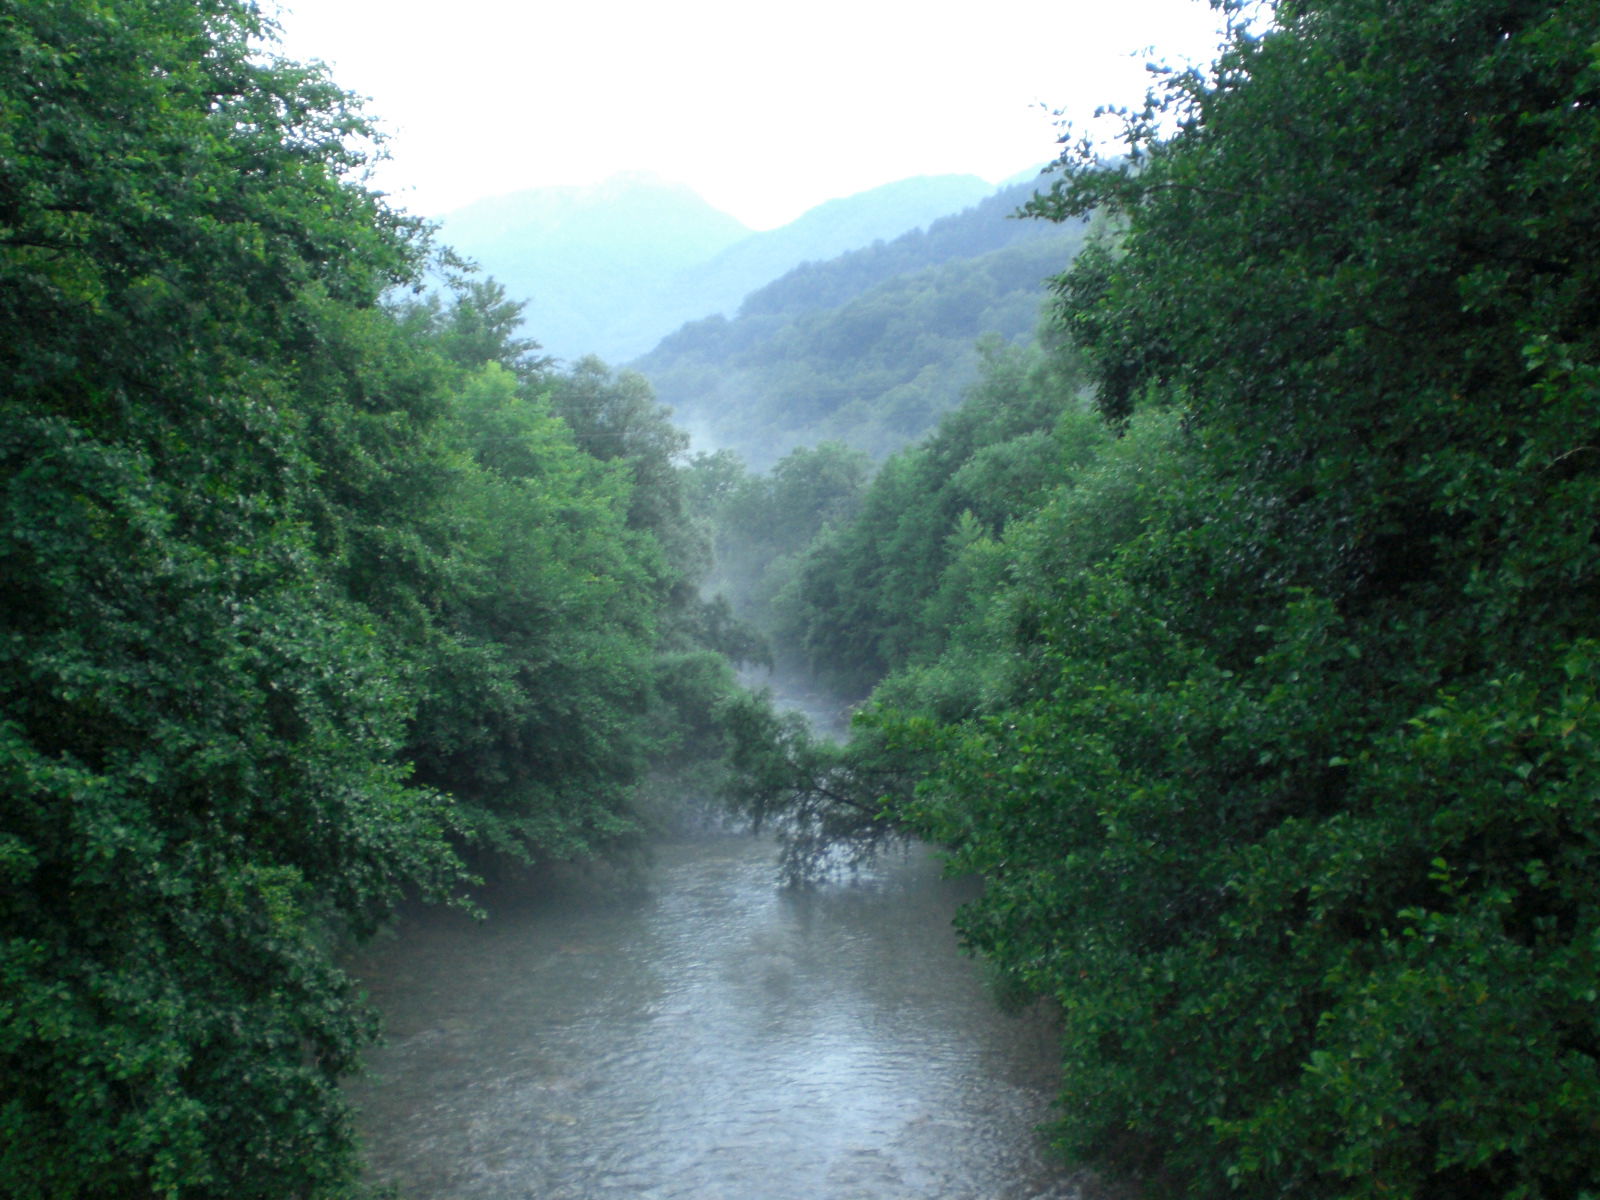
346 831 1111 1199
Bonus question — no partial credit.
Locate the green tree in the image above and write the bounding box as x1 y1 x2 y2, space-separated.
390 276 553 383
692 441 872 627
741 2 1600 1195
542 357 774 813
409 361 660 862
772 340 1089 693
906 0 1600 1195
1 6 781 1195
0 3 462 1194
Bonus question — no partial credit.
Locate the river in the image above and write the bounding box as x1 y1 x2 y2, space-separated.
346 833 1113 1199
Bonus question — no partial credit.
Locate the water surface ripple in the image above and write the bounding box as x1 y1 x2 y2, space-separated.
348 835 1105 1199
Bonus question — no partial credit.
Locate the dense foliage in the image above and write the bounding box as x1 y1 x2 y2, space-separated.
751 0 1600 1195
685 440 871 648
987 4 1600 1191
769 339 1093 696
0 3 759 1195
11 0 1598 1196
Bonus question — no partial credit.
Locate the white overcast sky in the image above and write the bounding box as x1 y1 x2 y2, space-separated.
266 0 1228 230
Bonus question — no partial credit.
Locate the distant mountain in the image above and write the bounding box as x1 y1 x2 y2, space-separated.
735 178 1063 321
630 179 1089 470
655 174 995 332
437 173 998 363
438 173 751 364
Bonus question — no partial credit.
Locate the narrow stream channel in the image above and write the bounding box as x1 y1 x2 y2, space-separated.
347 834 1109 1199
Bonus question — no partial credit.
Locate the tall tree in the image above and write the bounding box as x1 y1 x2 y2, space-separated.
0 3 460 1195
906 0 1600 1195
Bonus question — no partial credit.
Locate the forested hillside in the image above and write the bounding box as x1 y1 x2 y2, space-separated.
0 5 765 1196
636 173 998 340
635 180 1088 468
727 0 1600 1196
440 172 994 364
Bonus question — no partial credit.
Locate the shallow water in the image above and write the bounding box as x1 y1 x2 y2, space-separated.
347 834 1105 1199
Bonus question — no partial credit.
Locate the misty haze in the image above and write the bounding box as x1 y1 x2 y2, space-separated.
6 3 1599 1200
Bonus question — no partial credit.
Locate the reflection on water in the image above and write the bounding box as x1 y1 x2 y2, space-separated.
347 835 1107 1199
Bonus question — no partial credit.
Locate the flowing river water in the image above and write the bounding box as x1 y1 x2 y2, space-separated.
347 833 1114 1199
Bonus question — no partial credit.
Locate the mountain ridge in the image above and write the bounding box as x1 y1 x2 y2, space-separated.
437 172 1002 362
631 178 1089 469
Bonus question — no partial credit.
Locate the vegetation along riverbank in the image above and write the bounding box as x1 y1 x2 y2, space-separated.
5 0 1600 1197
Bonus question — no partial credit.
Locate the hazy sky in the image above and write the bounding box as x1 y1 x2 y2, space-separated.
267 0 1228 230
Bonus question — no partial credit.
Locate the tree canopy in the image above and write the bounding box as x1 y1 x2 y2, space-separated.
11 0 1600 1196
745 1 1600 1195
0 4 763 1194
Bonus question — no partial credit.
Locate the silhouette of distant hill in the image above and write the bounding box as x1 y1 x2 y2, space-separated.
439 173 994 363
